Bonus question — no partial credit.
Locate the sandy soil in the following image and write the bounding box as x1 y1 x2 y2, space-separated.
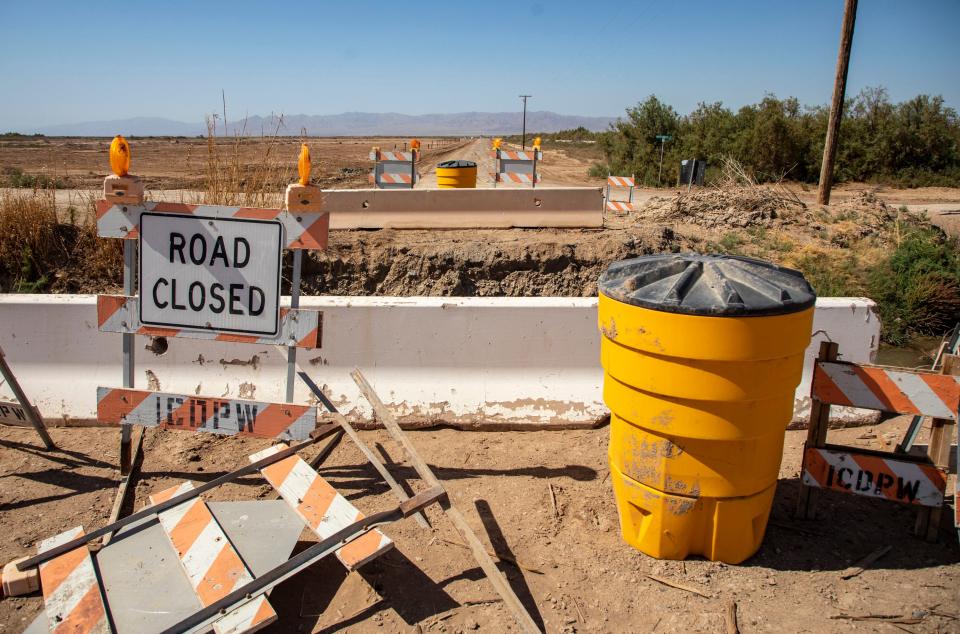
0 413 957 633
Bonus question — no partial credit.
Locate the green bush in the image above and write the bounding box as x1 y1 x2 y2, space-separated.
599 88 960 187
866 221 960 345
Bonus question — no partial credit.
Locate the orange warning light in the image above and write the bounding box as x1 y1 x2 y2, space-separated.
298 143 311 186
492 138 502 150
109 135 130 177
533 136 542 149
410 139 421 150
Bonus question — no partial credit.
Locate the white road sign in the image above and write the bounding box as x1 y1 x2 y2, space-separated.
139 213 282 336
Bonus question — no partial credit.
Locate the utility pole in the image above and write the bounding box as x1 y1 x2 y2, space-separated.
519 95 532 150
817 0 857 205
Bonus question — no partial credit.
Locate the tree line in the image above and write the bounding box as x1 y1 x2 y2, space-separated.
577 87 959 187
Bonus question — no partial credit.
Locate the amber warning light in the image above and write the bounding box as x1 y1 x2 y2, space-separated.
109 135 130 177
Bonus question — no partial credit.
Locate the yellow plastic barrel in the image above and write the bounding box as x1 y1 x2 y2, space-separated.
598 254 815 563
436 160 477 188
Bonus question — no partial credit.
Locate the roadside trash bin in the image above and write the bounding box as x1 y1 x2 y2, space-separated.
436 160 477 188
598 254 815 563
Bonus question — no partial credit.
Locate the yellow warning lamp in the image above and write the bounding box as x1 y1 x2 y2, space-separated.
109 135 130 177
492 138 502 150
533 136 542 150
297 143 311 186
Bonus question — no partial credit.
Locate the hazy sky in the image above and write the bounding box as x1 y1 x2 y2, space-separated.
1 0 957 129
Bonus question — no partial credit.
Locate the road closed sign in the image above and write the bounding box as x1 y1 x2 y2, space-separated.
139 213 282 336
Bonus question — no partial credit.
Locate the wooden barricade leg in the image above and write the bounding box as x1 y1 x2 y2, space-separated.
0 344 54 450
796 341 838 519
915 354 959 541
351 369 542 634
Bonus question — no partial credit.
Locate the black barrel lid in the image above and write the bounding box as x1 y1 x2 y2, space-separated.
437 160 477 168
599 253 816 316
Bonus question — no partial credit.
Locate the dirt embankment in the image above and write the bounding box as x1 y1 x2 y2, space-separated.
296 226 681 297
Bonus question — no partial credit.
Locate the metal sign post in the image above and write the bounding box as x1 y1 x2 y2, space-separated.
655 134 672 186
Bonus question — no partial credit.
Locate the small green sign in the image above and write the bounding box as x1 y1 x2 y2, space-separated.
656 135 673 141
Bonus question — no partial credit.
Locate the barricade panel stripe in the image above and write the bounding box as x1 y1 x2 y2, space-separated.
801 447 945 507
813 361 960 417
249 445 393 570
149 482 278 628
37 527 110 634
95 201 328 250
96 387 317 440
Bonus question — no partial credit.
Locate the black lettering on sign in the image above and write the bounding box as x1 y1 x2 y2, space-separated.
855 470 873 492
874 473 894 495
165 396 185 427
15 407 25 421
837 467 853 489
234 238 250 268
0 405 8 418
229 284 243 315
214 401 231 430
249 287 264 316
237 404 259 432
194 399 207 428
169 232 186 264
897 478 921 503
189 234 207 265
153 278 169 309
210 236 229 267
210 283 225 314
171 279 186 311
188 282 205 312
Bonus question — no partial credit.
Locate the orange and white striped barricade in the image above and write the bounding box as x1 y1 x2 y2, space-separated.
36 527 111 634
249 444 394 569
490 148 541 188
95 139 330 482
369 149 419 189
21 424 446 633
604 175 634 213
796 341 960 542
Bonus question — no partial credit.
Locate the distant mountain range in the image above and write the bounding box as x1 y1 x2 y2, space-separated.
22 111 616 137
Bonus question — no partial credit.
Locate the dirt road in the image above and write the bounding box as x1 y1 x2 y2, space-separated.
0 413 956 633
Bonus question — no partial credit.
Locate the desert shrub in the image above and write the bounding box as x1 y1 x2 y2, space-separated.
866 221 960 345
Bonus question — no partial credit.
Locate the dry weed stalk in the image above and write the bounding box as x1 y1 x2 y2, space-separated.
202 115 289 207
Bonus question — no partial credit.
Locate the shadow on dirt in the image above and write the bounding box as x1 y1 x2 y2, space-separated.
738 477 959 573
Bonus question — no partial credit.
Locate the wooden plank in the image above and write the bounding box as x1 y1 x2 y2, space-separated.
97 387 317 441
96 295 323 349
37 527 111 634
95 200 329 250
812 360 960 418
351 368 542 634
103 426 144 546
0 345 54 449
801 447 945 507
796 341 837 519
248 445 393 570
149 483 277 634
916 354 959 541
298 372 430 528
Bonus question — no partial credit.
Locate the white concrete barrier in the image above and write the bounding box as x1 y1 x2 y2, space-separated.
0 295 879 429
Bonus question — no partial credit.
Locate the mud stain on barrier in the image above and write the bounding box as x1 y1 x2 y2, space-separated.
600 317 618 340
220 355 260 370
145 370 161 391
238 382 256 399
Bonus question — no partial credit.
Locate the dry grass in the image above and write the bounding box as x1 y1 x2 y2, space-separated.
0 187 121 293
198 116 291 207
